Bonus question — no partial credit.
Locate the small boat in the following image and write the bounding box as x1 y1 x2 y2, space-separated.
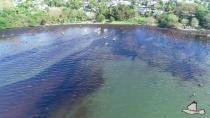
182 101 205 115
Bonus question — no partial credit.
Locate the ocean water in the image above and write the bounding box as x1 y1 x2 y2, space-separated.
0 25 210 118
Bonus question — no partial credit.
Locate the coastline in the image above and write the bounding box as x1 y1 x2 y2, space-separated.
0 22 210 39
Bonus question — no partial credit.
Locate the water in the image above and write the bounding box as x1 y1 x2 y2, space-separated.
0 25 210 118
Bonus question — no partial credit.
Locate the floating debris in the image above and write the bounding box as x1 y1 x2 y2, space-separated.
61 32 65 35
190 93 196 97
1 34 5 38
112 37 117 41
198 83 204 87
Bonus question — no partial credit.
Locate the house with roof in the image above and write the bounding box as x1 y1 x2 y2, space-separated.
108 0 131 7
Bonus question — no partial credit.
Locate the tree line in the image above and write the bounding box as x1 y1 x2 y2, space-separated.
0 0 210 30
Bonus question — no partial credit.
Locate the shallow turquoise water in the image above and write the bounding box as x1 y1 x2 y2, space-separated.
62 58 210 118
90 59 210 118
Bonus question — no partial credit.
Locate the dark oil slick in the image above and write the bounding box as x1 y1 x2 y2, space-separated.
0 25 210 118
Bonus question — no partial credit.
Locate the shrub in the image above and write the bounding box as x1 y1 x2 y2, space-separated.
61 9 87 22
0 17 8 29
191 17 199 28
109 16 115 22
158 14 179 28
48 7 63 17
181 18 189 27
40 19 47 25
129 16 146 24
96 14 105 22
145 17 157 26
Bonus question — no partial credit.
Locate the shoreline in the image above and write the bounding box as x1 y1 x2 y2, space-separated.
0 23 210 38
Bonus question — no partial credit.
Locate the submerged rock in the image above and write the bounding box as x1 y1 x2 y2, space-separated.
198 83 204 87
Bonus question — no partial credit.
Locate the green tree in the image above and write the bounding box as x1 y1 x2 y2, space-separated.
96 2 108 17
67 0 82 9
165 1 176 13
195 5 208 27
96 14 105 22
203 13 210 29
0 11 10 28
158 14 179 28
87 0 97 11
44 0 64 7
110 5 135 21
157 0 164 10
175 3 197 18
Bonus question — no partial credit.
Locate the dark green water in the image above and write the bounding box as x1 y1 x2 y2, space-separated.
0 25 210 118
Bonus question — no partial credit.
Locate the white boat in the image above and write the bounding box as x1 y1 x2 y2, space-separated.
182 101 205 115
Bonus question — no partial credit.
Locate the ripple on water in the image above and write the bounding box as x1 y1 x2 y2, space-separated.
1 26 210 118
111 28 210 81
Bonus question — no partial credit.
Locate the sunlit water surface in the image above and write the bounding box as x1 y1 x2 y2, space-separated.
0 25 210 118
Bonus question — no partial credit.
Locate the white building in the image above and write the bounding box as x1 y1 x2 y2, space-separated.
31 0 48 11
161 0 170 3
161 0 197 3
108 0 131 6
13 0 26 6
176 0 196 3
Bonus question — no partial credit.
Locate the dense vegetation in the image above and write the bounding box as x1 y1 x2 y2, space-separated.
0 0 210 30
